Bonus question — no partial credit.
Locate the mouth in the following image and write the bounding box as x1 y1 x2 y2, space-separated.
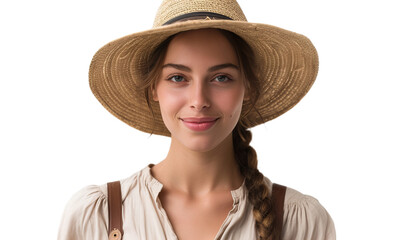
180 117 219 131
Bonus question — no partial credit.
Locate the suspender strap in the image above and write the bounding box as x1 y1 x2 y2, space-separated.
107 181 123 240
272 183 287 239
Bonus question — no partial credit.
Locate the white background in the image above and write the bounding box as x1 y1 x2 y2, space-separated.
1 0 402 239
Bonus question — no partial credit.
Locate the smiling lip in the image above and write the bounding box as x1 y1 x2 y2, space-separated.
180 117 219 131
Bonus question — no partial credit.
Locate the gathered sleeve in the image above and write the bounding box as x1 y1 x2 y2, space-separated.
281 188 336 240
57 185 109 240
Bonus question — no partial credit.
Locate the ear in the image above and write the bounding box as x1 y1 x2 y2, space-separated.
243 92 250 101
243 87 250 102
152 88 159 101
242 79 251 101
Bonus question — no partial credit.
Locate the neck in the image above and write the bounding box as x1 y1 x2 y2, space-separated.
151 133 244 196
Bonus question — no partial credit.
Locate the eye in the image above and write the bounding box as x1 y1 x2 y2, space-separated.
168 75 185 82
213 75 231 83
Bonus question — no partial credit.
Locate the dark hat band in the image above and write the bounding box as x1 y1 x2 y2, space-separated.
163 12 232 26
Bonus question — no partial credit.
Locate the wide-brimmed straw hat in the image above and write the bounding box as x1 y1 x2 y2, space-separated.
89 0 319 136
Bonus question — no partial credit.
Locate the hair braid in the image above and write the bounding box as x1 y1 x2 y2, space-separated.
233 123 278 240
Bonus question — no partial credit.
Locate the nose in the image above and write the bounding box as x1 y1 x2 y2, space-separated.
189 80 210 111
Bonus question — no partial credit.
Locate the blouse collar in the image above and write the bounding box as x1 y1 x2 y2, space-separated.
142 164 247 206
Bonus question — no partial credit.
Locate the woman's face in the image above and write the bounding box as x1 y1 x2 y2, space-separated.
154 29 246 152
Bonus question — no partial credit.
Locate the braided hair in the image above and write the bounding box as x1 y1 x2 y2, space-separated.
233 123 278 239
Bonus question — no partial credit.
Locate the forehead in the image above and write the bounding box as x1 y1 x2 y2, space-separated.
163 29 239 66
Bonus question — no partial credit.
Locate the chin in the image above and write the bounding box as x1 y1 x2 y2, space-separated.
176 132 233 153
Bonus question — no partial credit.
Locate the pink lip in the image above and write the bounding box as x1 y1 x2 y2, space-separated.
180 117 219 131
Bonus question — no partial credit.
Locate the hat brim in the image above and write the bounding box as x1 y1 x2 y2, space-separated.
89 20 318 136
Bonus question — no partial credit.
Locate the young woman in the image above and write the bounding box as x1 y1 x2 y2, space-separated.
58 0 335 239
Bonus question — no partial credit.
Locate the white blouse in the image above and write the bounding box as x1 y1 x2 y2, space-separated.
58 166 336 240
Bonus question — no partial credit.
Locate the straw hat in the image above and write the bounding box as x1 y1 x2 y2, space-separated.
89 0 319 136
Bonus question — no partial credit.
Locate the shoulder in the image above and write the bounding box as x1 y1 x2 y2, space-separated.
58 168 148 240
282 187 336 240
57 184 108 240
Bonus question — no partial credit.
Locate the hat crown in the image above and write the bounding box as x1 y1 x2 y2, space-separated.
153 0 247 27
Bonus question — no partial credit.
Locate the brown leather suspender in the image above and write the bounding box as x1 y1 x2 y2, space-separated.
272 183 287 239
107 181 124 240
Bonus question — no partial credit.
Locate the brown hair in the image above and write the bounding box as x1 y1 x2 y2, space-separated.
142 29 278 240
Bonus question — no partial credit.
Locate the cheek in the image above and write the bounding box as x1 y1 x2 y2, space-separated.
156 87 185 117
214 87 245 118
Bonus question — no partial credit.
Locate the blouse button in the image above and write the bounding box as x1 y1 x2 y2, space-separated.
108 229 122 240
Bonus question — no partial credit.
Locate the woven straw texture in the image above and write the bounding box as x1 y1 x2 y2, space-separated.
89 0 318 136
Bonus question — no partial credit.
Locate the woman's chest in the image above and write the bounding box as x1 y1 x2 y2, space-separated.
158 190 235 240
119 180 256 239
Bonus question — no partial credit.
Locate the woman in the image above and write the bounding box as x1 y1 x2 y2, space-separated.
58 0 335 239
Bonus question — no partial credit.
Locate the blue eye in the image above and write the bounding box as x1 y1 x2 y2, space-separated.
169 75 185 82
214 75 231 82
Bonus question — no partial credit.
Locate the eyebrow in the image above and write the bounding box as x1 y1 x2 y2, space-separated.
162 63 239 72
